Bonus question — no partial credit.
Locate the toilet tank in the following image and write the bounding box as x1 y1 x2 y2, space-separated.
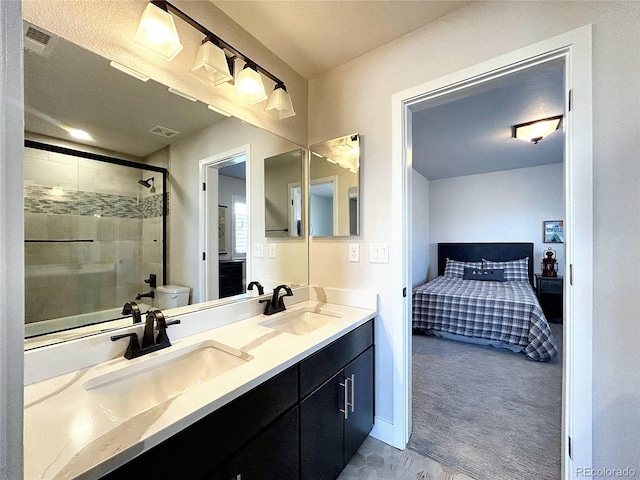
154 285 190 310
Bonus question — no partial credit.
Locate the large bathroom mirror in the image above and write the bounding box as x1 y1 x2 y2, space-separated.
309 134 360 236
22 21 308 348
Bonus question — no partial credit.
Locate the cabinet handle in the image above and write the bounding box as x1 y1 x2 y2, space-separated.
339 379 349 419
349 373 355 413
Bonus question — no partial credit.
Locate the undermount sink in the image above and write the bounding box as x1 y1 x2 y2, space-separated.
259 307 342 335
83 340 252 420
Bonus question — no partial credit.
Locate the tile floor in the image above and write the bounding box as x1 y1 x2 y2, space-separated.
338 436 475 480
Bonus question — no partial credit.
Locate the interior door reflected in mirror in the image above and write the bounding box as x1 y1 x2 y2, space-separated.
264 149 305 238
309 134 360 237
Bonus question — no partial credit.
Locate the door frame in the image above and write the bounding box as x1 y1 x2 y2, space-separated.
309 175 339 236
199 145 250 303
391 25 593 479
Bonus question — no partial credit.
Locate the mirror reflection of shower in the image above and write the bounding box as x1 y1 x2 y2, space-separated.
138 176 156 193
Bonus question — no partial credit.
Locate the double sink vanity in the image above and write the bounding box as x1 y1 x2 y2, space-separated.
24 287 377 479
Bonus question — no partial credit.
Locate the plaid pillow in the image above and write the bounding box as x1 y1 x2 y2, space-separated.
443 258 482 278
483 257 529 282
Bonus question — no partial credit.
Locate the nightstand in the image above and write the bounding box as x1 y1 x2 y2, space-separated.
535 274 563 323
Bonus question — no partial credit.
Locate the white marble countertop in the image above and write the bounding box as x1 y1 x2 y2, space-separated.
24 298 376 479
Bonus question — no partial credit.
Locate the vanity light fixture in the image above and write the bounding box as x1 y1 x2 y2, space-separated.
133 2 183 61
234 62 268 105
190 38 233 86
133 0 295 118
109 61 150 82
512 115 563 144
265 84 295 119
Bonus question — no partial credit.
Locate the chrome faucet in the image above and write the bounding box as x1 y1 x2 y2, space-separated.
111 309 180 359
259 284 293 315
122 301 142 324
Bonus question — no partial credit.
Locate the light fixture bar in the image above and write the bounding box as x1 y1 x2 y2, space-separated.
151 0 283 86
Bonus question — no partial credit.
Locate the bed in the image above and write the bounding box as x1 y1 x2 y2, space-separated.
412 242 558 361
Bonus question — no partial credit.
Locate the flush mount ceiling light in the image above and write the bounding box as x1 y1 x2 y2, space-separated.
512 115 563 144
190 38 233 86
234 63 268 105
133 2 183 61
265 84 296 119
64 127 93 141
133 0 295 119
109 61 150 82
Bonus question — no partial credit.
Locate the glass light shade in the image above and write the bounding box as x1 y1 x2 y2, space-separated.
514 117 562 143
233 66 268 105
190 41 233 85
133 3 183 61
265 87 296 119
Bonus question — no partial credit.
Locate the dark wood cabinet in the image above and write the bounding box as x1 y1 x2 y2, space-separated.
300 321 374 480
535 274 563 322
223 406 299 480
219 261 244 298
101 319 374 480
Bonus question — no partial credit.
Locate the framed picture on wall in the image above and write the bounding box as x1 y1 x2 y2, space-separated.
543 220 564 243
219 206 227 254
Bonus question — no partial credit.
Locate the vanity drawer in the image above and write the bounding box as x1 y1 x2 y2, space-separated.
299 320 373 399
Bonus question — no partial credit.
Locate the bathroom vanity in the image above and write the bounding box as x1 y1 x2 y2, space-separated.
23 288 376 480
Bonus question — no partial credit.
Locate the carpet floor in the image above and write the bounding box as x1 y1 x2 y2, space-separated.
408 323 563 480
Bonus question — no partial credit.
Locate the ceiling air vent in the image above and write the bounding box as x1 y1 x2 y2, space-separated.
148 125 180 139
23 22 59 57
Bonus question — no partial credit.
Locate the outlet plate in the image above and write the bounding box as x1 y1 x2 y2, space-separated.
349 243 360 262
269 243 277 259
254 243 264 258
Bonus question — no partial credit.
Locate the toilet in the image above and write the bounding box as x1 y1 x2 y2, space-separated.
154 285 190 310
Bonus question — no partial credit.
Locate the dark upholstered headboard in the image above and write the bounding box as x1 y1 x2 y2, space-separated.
437 242 535 285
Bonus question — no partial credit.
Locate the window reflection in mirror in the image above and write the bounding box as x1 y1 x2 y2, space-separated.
309 134 360 237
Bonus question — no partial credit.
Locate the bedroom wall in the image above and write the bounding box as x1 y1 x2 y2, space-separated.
309 0 640 468
412 169 430 287
427 164 564 281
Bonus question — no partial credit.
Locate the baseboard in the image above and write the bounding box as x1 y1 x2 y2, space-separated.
370 416 396 446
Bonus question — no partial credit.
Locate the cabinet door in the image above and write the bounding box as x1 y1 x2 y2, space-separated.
300 371 345 480
343 347 374 465
223 406 299 480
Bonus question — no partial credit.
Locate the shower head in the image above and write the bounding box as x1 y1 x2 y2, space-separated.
138 177 156 192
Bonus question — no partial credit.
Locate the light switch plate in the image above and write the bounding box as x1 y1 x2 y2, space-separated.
254 243 263 258
370 243 389 263
269 243 277 258
348 243 360 262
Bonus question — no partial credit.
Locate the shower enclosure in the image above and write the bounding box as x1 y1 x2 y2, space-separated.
23 141 167 337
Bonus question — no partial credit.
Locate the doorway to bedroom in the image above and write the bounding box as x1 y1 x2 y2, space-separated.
406 59 565 480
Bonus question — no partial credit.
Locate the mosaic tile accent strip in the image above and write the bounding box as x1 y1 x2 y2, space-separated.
24 186 165 219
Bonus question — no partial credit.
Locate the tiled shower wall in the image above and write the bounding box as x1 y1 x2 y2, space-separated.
24 146 164 325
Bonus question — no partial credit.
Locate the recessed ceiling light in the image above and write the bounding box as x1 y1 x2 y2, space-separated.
207 104 231 117
66 128 93 141
168 87 197 102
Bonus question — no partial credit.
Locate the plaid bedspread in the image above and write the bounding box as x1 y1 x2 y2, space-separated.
412 276 558 361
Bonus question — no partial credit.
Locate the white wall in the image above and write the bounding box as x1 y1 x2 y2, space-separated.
309 1 640 468
411 170 429 287
169 116 307 303
427 164 564 279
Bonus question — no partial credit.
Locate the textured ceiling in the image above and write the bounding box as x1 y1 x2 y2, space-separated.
412 59 565 180
212 1 470 79
24 24 227 158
